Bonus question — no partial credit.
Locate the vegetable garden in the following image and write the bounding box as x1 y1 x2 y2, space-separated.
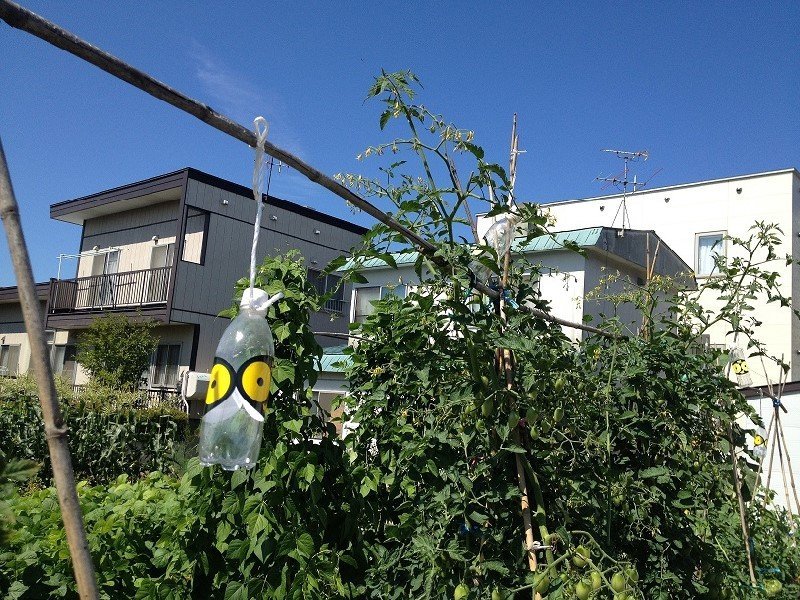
1 62 799 599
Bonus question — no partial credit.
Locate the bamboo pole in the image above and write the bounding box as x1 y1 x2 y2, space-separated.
0 0 620 341
776 412 800 514
496 116 541 597
721 334 756 586
0 138 99 598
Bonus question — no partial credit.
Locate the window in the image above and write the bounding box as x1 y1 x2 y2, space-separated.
182 208 209 264
312 390 345 437
353 285 408 323
52 344 78 385
0 344 21 377
696 232 725 276
147 243 174 303
150 344 181 388
308 268 346 313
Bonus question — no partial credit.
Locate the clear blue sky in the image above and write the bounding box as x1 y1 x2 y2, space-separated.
2 1 799 286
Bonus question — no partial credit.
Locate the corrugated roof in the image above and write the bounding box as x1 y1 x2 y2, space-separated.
340 228 604 272
513 227 602 252
339 250 420 271
318 353 350 373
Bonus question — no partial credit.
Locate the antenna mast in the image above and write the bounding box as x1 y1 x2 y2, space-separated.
595 149 649 232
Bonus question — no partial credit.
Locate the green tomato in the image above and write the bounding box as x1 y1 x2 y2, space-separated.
554 377 565 393
614 593 629 600
764 579 782 597
491 589 504 600
534 572 550 594
590 571 602 590
624 566 639 584
454 583 469 600
553 407 564 423
611 572 627 592
481 398 494 418
572 545 591 568
575 581 592 600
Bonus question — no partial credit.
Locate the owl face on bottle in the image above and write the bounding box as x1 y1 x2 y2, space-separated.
205 355 273 411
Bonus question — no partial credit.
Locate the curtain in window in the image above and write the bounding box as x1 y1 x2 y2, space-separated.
0 345 20 376
354 287 380 322
151 344 181 387
697 235 723 275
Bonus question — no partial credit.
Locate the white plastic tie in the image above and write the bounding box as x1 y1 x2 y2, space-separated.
250 116 270 293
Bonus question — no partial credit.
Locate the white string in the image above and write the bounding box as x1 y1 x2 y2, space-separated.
250 116 270 295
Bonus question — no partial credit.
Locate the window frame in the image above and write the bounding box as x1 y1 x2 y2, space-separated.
308 268 346 313
695 231 726 278
352 284 408 323
149 343 182 389
0 344 21 377
181 207 210 265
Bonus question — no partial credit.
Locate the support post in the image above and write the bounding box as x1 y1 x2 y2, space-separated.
0 138 99 599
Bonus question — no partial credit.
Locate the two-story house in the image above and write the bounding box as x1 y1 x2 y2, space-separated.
1 168 366 393
315 226 693 400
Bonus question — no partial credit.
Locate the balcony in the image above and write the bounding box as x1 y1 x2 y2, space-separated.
49 267 170 313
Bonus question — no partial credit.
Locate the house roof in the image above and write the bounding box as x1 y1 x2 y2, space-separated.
318 346 349 373
0 282 51 304
339 227 693 283
540 167 800 208
50 167 369 235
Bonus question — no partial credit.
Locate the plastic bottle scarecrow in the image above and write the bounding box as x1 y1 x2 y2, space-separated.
198 116 282 470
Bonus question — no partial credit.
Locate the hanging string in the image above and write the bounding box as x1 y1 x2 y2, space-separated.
250 117 270 295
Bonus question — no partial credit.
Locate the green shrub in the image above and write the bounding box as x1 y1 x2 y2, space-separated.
0 376 188 484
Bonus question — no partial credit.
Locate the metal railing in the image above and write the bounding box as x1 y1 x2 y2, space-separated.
49 266 170 312
323 297 347 313
71 384 182 411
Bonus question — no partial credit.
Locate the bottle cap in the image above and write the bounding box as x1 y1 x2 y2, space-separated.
240 287 284 316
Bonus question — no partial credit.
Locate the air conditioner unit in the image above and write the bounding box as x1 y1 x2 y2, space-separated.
183 371 210 400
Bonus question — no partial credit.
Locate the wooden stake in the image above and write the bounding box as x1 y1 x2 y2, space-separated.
496 116 541 597
0 138 99 599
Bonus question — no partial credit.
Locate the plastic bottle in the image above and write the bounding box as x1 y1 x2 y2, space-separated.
198 288 281 470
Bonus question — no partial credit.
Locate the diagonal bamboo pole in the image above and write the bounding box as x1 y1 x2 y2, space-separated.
0 0 620 341
0 139 99 598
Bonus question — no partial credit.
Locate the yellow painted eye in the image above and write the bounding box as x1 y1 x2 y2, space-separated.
238 356 272 403
754 434 765 447
206 360 234 405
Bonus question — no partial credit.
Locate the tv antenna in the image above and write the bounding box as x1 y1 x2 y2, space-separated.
595 149 653 233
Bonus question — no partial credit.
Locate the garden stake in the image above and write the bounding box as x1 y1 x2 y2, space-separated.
0 138 99 599
494 116 543 597
723 332 757 586
0 0 620 342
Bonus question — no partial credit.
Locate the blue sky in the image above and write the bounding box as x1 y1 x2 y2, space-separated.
1 1 799 286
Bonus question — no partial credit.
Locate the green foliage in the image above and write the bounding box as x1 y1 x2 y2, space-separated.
3 72 800 600
0 252 363 599
0 450 38 547
76 314 158 389
0 377 187 485
335 71 800 599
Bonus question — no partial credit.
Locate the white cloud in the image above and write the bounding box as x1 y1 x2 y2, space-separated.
187 41 306 157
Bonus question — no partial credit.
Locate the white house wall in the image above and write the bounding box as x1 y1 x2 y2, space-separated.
543 171 797 385
533 251 586 343
748 392 800 510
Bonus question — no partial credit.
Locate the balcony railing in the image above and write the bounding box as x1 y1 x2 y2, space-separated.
49 266 171 313
323 298 347 313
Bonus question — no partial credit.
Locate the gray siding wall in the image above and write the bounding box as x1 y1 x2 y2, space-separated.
82 200 180 238
171 178 363 372
80 200 181 274
0 302 45 335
